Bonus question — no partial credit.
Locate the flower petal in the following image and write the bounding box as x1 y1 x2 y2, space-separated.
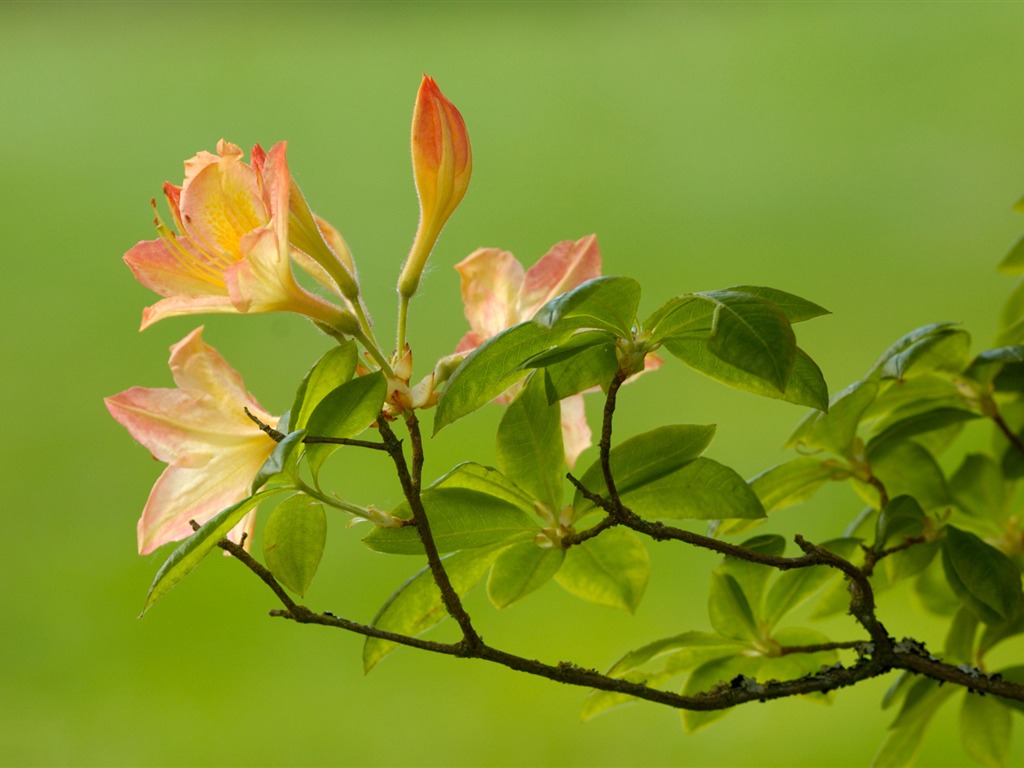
559 394 592 469
455 248 525 347
518 234 602 319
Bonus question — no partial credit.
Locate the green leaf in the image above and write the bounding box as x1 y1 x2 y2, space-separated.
763 626 841 704
555 527 649 612
681 655 763 733
874 495 926 550
870 679 955 768
942 526 1024 625
141 491 278 615
644 294 714 343
496 373 564 513
429 462 537 514
868 322 969 381
572 424 717 517
251 429 305 493
695 289 797 392
362 488 540 555
964 345 1024 385
960 692 1012 768
290 341 358 430
951 453 1007 521
748 456 848 514
262 494 326 597
664 337 828 411
363 546 503 671
866 407 979 457
607 631 748 677
725 285 830 323
532 276 641 338
865 440 949 511
717 534 786 625
486 541 565 608
788 380 878 456
997 234 1024 275
764 538 860 628
615 457 766 522
537 339 619 402
708 572 758 641
304 371 387 478
944 607 979 665
434 321 572 433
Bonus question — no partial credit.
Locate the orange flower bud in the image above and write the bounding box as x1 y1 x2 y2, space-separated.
398 75 472 299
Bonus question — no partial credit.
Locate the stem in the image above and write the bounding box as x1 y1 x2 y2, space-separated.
396 292 410 354
993 411 1024 457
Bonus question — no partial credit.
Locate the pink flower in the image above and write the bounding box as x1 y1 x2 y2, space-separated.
105 328 279 555
125 140 356 333
454 235 602 467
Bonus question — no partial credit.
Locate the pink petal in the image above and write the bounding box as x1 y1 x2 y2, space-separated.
139 295 238 331
455 248 525 343
518 235 602 319
559 394 592 470
168 328 270 420
124 238 228 298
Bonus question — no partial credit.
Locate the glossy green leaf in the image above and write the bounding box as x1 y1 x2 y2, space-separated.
874 495 926 550
362 488 540 555
960 692 1012 768
572 424 716 516
695 289 797 392
429 462 537 514
665 337 828 411
788 380 878 456
951 453 1007 521
434 321 572 433
748 456 848 514
496 374 564 513
681 655 763 733
538 340 618 402
141 491 278 615
866 407 979 457
644 294 713 343
486 541 564 608
520 329 614 368
870 679 955 768
262 494 326 597
555 527 649 612
725 285 830 323
532 276 641 338
362 546 503 671
304 371 387 478
942 526 1024 625
868 322 968 381
290 341 358 430
617 457 766 522
251 429 305 493
708 572 758 641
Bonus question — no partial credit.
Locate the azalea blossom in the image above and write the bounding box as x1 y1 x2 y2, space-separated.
125 140 357 334
105 328 280 555
455 235 659 468
398 75 473 300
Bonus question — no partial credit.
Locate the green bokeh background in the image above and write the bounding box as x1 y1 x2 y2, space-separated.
4 2 1024 766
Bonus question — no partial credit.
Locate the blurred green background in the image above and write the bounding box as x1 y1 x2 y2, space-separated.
4 2 1024 766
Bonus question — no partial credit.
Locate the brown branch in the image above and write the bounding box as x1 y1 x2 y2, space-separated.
993 411 1024 458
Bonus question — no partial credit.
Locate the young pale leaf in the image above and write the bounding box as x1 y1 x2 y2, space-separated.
262 495 326 598
304 371 387 478
251 429 306 493
787 380 878 456
870 679 955 768
708 572 759 641
572 424 716 516
960 692 1012 768
141 491 278 615
363 546 503 671
663 337 828 411
681 655 763 733
362 488 540 555
496 374 564 513
613 457 766 522
748 456 848 514
486 540 565 608
555 527 649 612
434 321 572 433
868 322 968 381
696 290 797 392
998 234 1024 274
532 276 641 338
941 526 1024 625
429 462 537 514
290 341 358 430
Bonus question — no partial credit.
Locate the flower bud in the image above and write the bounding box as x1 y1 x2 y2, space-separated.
398 75 472 299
